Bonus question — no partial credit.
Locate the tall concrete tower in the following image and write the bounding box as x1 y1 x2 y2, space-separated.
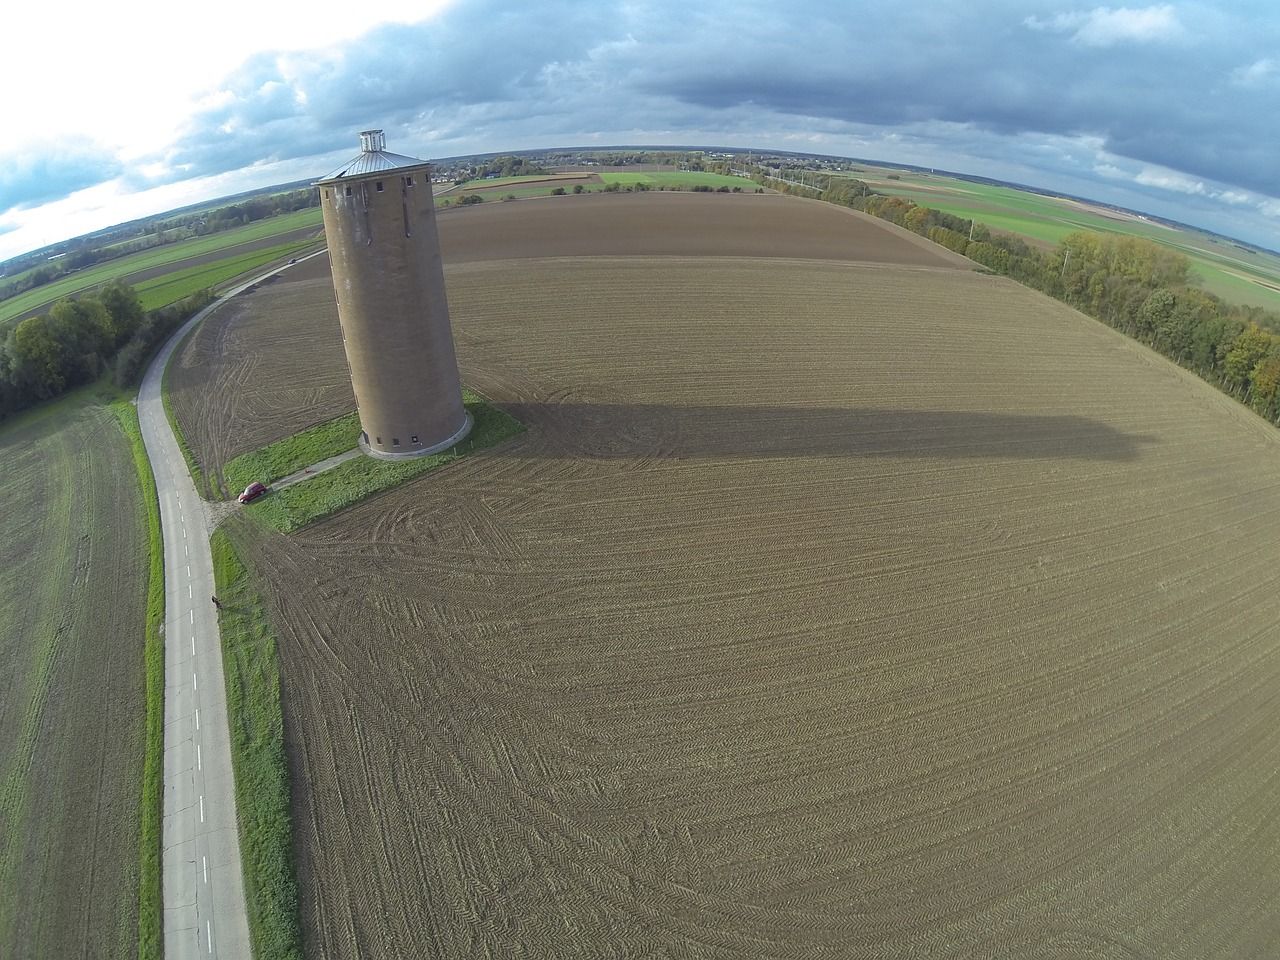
316 130 470 459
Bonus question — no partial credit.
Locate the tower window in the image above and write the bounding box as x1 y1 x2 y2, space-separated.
376 181 384 192
405 176 414 186
323 189 329 199
376 436 382 445
344 185 352 197
392 438 400 447
411 435 419 444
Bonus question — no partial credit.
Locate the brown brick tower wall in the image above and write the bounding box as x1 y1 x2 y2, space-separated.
318 143 470 459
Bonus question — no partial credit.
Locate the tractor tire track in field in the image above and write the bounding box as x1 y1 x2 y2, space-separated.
176 198 1280 957
0 402 147 959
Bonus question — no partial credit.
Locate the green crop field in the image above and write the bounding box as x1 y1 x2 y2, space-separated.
439 171 761 206
600 171 759 190
0 385 148 958
0 208 323 326
440 184 577 204
450 174 584 190
843 168 1280 312
132 237 319 311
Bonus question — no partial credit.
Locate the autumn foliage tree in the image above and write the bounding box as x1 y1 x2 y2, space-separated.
0 281 210 420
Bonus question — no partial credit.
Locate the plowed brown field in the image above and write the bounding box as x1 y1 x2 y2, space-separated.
181 196 1280 957
166 194 968 482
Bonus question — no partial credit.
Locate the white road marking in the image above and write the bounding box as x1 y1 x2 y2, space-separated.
192 636 196 657
199 795 205 823
193 672 198 693
207 920 212 954
189 610 194 625
187 565 191 577
188 584 193 599
197 743 202 771
203 855 208 884
194 709 200 731
182 528 187 539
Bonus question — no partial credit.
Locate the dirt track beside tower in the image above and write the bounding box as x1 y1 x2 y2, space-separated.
190 230 1280 957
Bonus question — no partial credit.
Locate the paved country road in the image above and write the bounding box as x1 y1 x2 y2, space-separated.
137 250 326 959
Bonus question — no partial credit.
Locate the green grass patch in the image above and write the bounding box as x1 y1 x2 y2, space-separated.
1192 260 1280 314
0 209 322 327
440 184 576 204
243 391 524 533
108 399 165 960
210 528 302 960
450 174 580 189
224 412 362 493
599 171 759 190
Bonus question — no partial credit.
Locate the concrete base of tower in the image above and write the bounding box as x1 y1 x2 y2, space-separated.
358 412 473 461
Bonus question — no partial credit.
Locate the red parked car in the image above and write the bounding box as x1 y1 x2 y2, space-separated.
238 481 268 504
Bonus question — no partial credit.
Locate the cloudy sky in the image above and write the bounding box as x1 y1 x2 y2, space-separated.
3 0 1280 262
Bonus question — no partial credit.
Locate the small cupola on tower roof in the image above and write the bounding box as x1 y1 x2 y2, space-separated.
317 131 431 182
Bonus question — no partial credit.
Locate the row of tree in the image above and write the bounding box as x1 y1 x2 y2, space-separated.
0 282 213 420
758 169 1280 426
182 187 319 236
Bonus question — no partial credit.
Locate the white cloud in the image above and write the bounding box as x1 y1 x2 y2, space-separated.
1134 166 1206 194
1218 190 1252 206
1025 5 1183 47
1231 58 1279 87
0 0 457 161
1094 162 1129 179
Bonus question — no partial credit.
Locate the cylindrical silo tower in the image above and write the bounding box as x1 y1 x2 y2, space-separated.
316 130 470 459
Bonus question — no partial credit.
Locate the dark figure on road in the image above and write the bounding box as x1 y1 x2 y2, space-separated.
212 595 222 609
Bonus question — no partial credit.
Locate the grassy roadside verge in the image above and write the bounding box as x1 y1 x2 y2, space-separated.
239 391 524 533
211 527 303 960
108 399 165 960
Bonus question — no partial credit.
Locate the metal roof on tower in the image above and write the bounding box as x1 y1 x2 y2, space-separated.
315 130 432 183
